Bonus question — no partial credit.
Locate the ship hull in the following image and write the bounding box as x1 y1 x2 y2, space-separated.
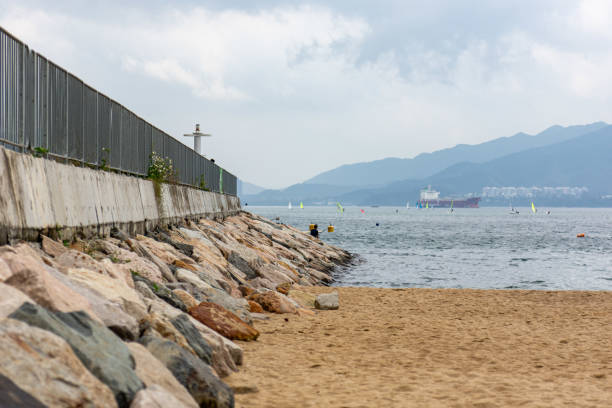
418 197 480 208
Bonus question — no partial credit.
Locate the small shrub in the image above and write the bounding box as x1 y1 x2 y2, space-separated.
33 146 49 158
147 151 177 183
100 147 110 171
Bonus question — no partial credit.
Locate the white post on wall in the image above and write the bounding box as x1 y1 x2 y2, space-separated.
184 123 211 156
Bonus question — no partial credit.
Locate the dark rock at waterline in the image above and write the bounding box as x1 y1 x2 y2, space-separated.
132 274 188 312
139 335 234 408
9 302 144 408
170 314 213 365
0 373 46 408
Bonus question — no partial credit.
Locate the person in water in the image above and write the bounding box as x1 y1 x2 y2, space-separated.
310 224 319 238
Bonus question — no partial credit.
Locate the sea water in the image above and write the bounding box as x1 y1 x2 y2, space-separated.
248 206 612 290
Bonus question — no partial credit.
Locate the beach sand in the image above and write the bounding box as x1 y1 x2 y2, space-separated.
226 287 611 407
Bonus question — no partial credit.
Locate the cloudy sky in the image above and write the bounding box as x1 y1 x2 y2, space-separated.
2 0 612 188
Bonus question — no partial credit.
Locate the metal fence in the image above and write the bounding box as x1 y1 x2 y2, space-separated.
0 26 237 196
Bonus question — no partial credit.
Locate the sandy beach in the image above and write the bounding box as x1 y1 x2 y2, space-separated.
227 287 612 407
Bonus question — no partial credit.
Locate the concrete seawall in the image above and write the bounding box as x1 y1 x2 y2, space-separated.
0 146 240 243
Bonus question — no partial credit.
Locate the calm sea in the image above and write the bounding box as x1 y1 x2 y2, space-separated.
248 206 612 290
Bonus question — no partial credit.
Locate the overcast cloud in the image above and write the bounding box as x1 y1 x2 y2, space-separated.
1 0 612 188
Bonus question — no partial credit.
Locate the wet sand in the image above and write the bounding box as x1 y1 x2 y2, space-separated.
227 287 611 407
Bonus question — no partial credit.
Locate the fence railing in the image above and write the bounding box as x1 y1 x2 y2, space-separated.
0 26 237 196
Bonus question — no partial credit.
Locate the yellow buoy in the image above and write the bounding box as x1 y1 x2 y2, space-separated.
328 225 334 232
309 224 315 231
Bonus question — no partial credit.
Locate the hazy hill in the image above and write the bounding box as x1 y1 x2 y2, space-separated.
243 122 611 206
241 183 357 206
238 180 266 196
304 122 607 187
336 125 612 206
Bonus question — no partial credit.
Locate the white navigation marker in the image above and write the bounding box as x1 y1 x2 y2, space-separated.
184 123 211 156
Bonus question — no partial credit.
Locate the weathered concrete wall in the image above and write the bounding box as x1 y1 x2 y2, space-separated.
0 146 240 244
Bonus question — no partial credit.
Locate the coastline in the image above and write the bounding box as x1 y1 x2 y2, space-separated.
227 286 612 407
0 209 610 407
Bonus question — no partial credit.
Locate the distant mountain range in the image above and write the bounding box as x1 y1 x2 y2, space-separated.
238 180 266 196
242 122 612 206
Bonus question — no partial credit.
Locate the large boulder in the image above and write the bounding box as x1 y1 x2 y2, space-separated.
119 238 176 283
256 264 296 286
249 291 297 314
198 287 252 325
0 318 117 408
140 312 196 355
45 267 139 341
315 292 340 310
170 314 213 364
0 373 46 408
226 250 258 279
146 299 242 377
40 235 68 258
132 274 187 312
55 249 111 275
139 336 234 408
288 289 317 309
176 268 213 292
9 303 144 408
189 302 259 341
0 282 34 319
188 316 243 376
66 267 148 322
248 301 264 314
127 343 198 408
0 258 11 282
1 252 100 320
172 289 200 309
130 385 190 408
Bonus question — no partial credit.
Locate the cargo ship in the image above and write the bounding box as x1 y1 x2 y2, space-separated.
417 185 480 208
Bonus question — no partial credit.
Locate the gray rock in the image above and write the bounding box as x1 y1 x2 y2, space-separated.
9 302 144 408
150 230 194 258
0 373 46 408
315 292 339 310
133 274 188 312
166 282 206 301
139 335 234 408
0 318 118 408
200 287 252 325
0 282 34 319
170 314 213 365
130 384 190 408
227 251 257 279
47 267 139 341
134 281 157 300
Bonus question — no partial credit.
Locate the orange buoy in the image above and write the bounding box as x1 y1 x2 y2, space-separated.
576 233 585 238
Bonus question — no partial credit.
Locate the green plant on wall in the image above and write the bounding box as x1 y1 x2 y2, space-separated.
100 147 110 171
147 151 177 183
33 146 49 158
199 174 209 191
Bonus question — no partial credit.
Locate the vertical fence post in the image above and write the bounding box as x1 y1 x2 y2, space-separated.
0 26 237 195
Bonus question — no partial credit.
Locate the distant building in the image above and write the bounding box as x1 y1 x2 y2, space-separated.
481 186 589 199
